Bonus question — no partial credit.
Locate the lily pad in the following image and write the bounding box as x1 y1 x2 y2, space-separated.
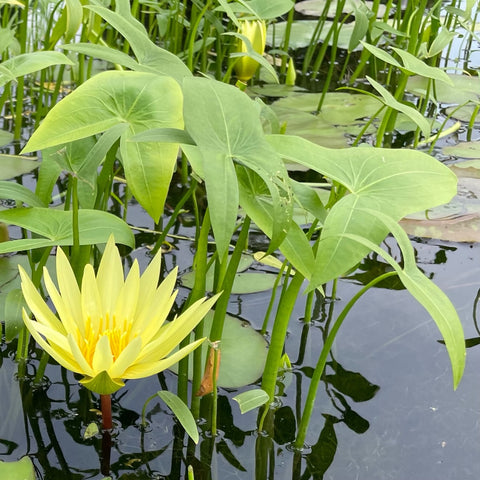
444 105 480 124
273 92 383 123
180 253 283 294
295 0 386 19
173 311 268 388
406 74 480 105
0 155 39 180
181 271 281 294
272 107 351 147
267 20 356 50
271 92 382 146
443 142 480 159
248 84 307 98
400 163 480 242
450 159 480 177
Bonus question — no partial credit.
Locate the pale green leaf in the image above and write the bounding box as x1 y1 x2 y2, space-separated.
83 422 99 439
0 51 74 87
0 208 134 253
366 76 431 138
183 77 293 256
0 181 46 207
22 71 183 222
268 134 457 285
392 47 454 85
156 390 199 444
0 155 39 180
233 388 270 414
85 0 191 82
340 208 465 389
0 457 36 480
4 288 26 342
171 311 268 388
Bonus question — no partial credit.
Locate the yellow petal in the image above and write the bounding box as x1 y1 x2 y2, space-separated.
113 260 139 323
56 247 84 336
137 248 162 305
108 336 142 379
96 236 124 313
136 293 221 363
81 264 103 331
92 334 113 374
19 267 65 333
67 333 95 377
134 266 178 334
43 268 79 337
135 288 177 345
23 311 80 372
123 338 205 379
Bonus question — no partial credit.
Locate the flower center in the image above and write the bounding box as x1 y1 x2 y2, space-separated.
80 313 135 366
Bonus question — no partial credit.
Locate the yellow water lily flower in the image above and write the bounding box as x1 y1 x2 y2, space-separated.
19 237 220 395
234 19 267 82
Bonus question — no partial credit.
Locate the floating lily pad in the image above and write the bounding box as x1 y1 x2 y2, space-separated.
267 20 356 50
181 271 281 294
0 154 40 180
180 253 282 294
272 107 351 147
248 84 307 98
443 142 480 159
172 311 268 388
400 163 480 242
0 130 13 147
273 92 383 123
271 92 382 146
450 159 480 177
295 0 386 18
444 105 480 124
406 74 480 105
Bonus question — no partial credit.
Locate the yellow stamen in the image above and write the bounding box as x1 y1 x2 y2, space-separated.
79 314 135 365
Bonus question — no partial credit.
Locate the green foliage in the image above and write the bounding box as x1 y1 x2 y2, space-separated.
0 457 36 480
0 0 473 470
233 388 270 414
0 208 134 253
23 71 183 222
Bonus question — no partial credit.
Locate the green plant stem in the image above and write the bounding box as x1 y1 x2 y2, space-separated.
15 325 30 365
260 261 289 335
211 343 219 436
280 5 295 77
208 216 251 342
186 0 212 71
152 180 197 255
259 271 305 429
303 289 315 323
190 210 211 418
294 271 398 448
33 350 50 385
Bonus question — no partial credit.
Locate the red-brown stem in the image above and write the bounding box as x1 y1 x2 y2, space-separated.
100 394 113 431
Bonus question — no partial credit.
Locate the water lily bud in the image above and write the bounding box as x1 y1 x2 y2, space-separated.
285 57 296 86
234 19 267 82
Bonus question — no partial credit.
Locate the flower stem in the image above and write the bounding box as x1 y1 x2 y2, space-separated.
100 394 113 431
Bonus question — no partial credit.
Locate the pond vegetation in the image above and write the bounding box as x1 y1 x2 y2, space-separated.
0 0 479 478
